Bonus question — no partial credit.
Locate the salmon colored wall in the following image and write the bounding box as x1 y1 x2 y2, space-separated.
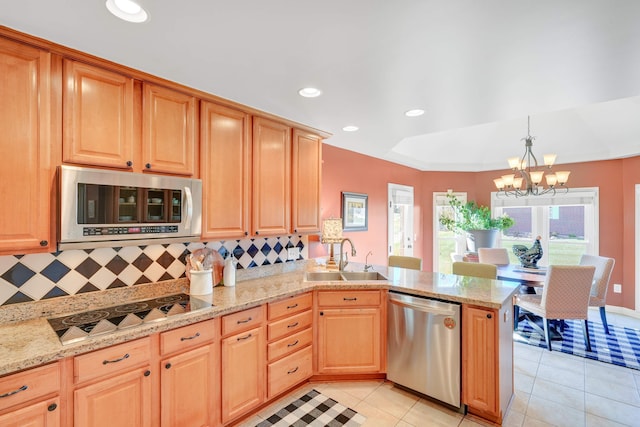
317 143 639 310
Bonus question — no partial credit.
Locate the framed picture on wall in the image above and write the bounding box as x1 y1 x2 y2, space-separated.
342 192 368 231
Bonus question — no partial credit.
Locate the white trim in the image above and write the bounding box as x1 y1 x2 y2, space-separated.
388 183 414 256
433 191 466 272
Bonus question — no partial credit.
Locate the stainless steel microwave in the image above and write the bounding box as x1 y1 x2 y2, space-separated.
58 165 202 249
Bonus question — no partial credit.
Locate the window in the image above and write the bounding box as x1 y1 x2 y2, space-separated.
433 192 466 273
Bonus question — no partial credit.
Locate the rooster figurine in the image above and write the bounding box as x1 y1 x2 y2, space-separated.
513 236 543 268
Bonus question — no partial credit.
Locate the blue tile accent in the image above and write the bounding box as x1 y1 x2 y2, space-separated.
40 260 71 283
1 263 36 287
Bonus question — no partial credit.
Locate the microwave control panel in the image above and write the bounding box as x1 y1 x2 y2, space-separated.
83 226 179 236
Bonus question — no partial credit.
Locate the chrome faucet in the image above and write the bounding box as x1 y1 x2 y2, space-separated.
364 251 373 272
338 238 356 271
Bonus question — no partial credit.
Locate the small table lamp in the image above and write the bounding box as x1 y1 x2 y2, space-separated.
321 218 343 270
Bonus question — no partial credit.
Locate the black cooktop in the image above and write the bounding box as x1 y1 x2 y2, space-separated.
48 293 211 345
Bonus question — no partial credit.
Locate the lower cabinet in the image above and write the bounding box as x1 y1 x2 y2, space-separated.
462 303 513 424
315 290 385 375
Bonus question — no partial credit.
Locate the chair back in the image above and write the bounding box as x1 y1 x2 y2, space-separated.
388 255 422 271
450 253 464 263
541 265 595 319
452 262 497 279
579 254 615 306
478 248 510 265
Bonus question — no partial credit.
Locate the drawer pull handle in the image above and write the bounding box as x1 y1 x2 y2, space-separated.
287 366 299 375
180 332 201 341
287 340 299 348
287 303 298 309
0 385 27 398
237 333 252 341
287 322 299 329
103 353 130 365
237 317 253 324
343 297 358 301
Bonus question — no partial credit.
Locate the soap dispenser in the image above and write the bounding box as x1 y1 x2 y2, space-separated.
223 254 236 287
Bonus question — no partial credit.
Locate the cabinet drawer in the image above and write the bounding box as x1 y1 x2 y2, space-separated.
317 290 381 307
268 293 312 320
267 346 312 398
222 305 264 336
74 337 151 384
160 318 218 356
268 310 312 342
0 363 60 412
268 327 312 362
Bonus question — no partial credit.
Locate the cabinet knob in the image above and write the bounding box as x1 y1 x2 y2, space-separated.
319 311 324 316
255 231 260 235
294 229 298 233
145 163 151 169
39 240 48 247
47 403 57 412
165 363 172 369
126 160 133 167
486 313 492 319
144 370 151 377
244 231 248 236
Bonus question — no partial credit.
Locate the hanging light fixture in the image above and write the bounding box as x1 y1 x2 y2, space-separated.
493 116 570 197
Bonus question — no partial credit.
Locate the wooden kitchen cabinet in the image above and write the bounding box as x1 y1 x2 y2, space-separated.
0 363 61 426
0 37 58 254
315 290 385 375
291 129 322 234
159 319 219 427
252 117 291 236
462 303 513 424
200 101 251 239
220 306 266 424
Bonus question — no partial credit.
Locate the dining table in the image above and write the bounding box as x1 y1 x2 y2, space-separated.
497 264 547 294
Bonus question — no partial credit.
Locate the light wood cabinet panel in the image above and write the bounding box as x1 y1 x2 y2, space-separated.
268 292 312 321
142 83 197 176
221 305 264 336
267 327 313 362
200 101 251 239
221 325 265 424
252 117 291 236
161 343 216 427
0 37 57 254
63 59 136 170
316 290 381 307
291 129 322 234
160 318 217 356
0 397 60 427
267 310 312 342
267 346 312 399
73 337 151 384
0 363 59 413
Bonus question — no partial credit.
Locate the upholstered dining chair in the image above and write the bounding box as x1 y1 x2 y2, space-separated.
450 253 464 263
514 265 596 351
388 255 422 271
579 254 615 334
478 248 510 266
452 261 497 279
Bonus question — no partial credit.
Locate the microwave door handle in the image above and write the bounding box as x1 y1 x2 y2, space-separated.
184 186 193 229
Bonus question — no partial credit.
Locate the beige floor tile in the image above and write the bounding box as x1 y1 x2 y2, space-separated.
585 392 640 426
363 384 420 419
539 349 586 375
509 390 531 415
460 416 493 426
331 380 384 400
525 395 586 426
585 359 638 389
515 355 540 378
400 398 463 427
521 416 556 427
585 374 640 406
313 386 362 410
514 342 544 363
531 377 585 411
502 410 525 427
355 400 401 427
395 421 416 427
535 363 585 391
514 372 535 394
585 413 628 427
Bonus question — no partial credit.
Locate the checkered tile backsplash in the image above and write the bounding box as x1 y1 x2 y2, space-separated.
0 236 306 306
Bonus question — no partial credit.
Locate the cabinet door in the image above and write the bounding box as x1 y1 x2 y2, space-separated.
201 102 251 239
462 305 497 414
161 344 216 427
74 367 152 427
0 397 60 427
291 129 322 234
0 38 56 254
142 83 197 176
221 326 265 424
63 59 136 170
316 308 381 374
252 117 291 236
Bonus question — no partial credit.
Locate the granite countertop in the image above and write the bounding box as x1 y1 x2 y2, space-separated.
0 261 519 376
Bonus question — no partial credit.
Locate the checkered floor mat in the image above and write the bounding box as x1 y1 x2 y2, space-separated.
256 389 366 427
515 318 640 370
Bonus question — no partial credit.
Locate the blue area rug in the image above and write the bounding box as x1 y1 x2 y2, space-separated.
515 318 640 370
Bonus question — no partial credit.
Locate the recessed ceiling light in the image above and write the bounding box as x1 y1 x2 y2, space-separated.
342 125 359 132
106 0 149 23
405 109 425 117
298 87 322 98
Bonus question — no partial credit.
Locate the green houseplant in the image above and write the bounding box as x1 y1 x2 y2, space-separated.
439 193 514 251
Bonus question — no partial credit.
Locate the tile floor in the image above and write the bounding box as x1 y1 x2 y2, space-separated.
238 309 640 427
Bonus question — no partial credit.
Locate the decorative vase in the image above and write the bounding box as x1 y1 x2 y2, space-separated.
466 229 499 252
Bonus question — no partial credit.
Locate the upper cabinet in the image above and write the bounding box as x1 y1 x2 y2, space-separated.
252 117 292 237
0 38 58 255
63 60 197 176
201 101 251 239
291 129 322 234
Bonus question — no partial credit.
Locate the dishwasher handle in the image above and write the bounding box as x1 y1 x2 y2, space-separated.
389 296 456 316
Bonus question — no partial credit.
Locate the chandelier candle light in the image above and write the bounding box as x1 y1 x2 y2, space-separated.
493 116 570 197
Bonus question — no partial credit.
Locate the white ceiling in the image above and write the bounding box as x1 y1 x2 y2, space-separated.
2 0 640 171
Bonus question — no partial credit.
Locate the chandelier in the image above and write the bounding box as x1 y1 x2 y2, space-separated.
493 116 570 197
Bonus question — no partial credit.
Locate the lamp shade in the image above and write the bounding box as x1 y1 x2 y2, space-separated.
321 218 343 243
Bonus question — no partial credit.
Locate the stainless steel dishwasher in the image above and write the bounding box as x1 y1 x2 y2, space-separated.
387 291 461 408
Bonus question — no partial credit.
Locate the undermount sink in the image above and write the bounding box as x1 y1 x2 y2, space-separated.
305 271 388 282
